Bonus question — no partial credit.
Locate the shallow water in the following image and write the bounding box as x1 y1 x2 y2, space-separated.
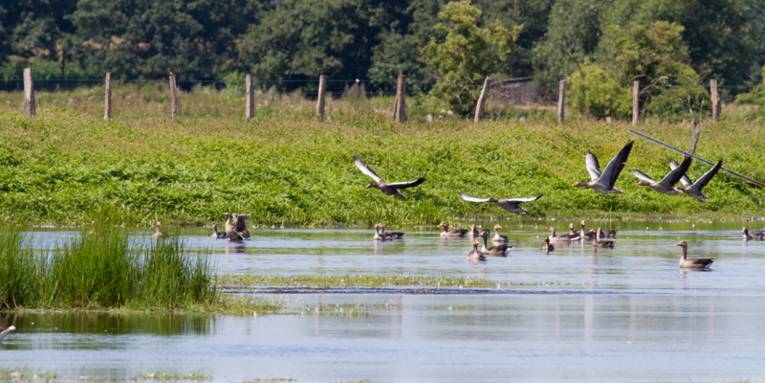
3 224 765 382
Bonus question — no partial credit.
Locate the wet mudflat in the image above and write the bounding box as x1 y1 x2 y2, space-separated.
2 223 765 382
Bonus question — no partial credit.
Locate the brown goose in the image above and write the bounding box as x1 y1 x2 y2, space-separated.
224 213 244 242
592 227 615 249
210 223 227 239
632 156 693 195
491 224 508 245
0 325 15 343
548 226 578 244
479 229 509 257
234 214 251 239
467 240 486 263
742 227 765 241
469 224 480 240
459 193 542 215
438 222 468 238
676 241 714 269
579 220 597 241
573 141 633 194
540 237 554 253
668 159 723 201
354 156 425 199
152 221 165 239
373 223 405 241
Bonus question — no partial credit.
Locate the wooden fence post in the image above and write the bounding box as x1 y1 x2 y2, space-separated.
473 77 490 123
631 80 639 128
245 73 254 120
23 67 35 116
557 80 565 124
168 72 178 121
393 73 406 123
316 74 327 119
103 72 112 120
710 79 720 121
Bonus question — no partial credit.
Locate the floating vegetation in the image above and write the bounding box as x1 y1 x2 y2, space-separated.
242 378 297 383
217 274 494 289
0 370 57 382
134 371 210 382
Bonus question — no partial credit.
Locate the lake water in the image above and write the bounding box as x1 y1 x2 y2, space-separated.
2 222 765 382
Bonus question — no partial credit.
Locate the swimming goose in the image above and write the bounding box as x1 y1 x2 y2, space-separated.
668 159 723 201
467 240 487 263
373 223 405 241
459 193 542 215
580 220 597 241
676 241 714 269
152 221 165 239
234 214 251 239
210 223 227 239
469 224 480 240
491 224 508 245
224 213 244 242
479 229 509 257
742 227 765 241
0 325 15 343
540 237 554 253
548 226 577 244
632 156 693 195
592 227 615 249
353 156 425 199
438 222 468 238
573 141 634 194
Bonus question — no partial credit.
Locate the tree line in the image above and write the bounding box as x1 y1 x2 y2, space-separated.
1 0 765 117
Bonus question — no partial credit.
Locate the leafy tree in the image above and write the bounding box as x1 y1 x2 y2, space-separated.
568 61 630 118
423 0 516 115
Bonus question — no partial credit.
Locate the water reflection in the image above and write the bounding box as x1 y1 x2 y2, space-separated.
0 312 213 337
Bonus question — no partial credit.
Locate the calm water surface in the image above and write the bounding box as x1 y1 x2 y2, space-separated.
3 222 765 382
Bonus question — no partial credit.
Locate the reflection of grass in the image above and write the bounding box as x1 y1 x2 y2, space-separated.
0 370 57 382
218 274 494 288
135 371 210 381
300 303 394 318
242 378 296 383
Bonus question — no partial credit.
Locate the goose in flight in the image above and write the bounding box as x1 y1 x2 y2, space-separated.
668 159 723 201
459 193 542 215
573 141 634 194
632 156 693 194
353 156 425 199
676 241 714 270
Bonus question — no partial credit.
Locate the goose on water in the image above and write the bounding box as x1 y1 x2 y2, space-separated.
468 224 480 240
548 226 578 244
491 224 508 245
467 240 487 263
353 156 425 199
592 227 615 249
224 213 245 242
632 156 693 194
540 237 554 253
373 223 405 241
573 141 633 194
668 159 723 201
742 227 765 241
152 221 165 239
459 193 542 215
580 220 597 241
210 223 227 239
676 240 714 269
438 222 468 238
479 229 509 257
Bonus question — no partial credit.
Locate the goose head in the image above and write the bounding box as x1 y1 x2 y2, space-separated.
366 182 377 189
675 240 688 248
493 224 502 232
438 222 448 231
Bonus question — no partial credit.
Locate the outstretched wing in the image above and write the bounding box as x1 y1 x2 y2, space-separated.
659 156 692 187
460 193 498 203
353 156 383 183
600 141 634 187
506 195 543 203
387 177 426 189
691 160 722 192
585 152 602 181
631 169 656 184
669 159 693 187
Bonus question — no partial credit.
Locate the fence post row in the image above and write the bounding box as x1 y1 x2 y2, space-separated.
557 80 565 124
168 72 179 121
474 76 490 123
104 72 112 120
23 67 35 117
245 73 255 120
316 74 327 119
393 73 406 123
710 79 720 121
631 80 639 128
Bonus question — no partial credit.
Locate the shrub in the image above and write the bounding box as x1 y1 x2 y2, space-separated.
568 62 631 119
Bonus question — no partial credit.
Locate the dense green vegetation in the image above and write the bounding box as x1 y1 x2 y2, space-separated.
0 85 762 226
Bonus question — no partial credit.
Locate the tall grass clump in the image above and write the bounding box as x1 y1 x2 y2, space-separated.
0 229 217 311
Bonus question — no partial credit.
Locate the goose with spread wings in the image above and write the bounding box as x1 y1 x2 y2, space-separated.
353 156 425 199
632 156 693 195
573 141 634 194
459 193 542 215
668 158 723 201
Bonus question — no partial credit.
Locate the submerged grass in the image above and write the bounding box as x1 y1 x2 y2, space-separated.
218 274 494 288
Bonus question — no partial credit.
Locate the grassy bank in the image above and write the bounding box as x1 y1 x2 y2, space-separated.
0 84 763 226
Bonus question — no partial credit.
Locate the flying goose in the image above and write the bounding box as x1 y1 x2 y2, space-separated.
491 224 508 245
668 159 723 201
438 222 468 238
353 156 425 199
467 240 487 263
676 241 714 269
573 141 634 194
0 325 15 343
742 227 765 241
479 229 509 257
632 156 693 194
459 193 542 215
210 223 227 239
373 223 405 241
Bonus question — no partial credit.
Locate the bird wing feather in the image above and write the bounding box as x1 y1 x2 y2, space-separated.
631 169 656 184
387 177 426 189
659 156 692 187
353 156 383 183
585 152 602 181
599 141 634 187
691 160 722 192
460 193 498 203
669 159 693 187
